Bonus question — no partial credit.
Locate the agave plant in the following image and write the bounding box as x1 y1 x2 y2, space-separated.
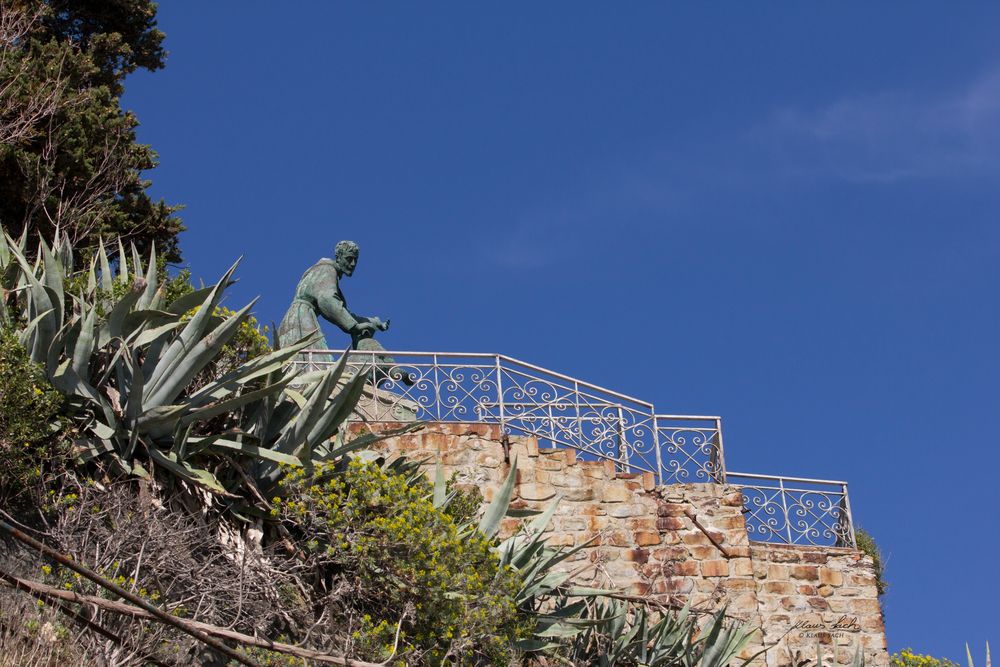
0 232 389 502
967 644 992 667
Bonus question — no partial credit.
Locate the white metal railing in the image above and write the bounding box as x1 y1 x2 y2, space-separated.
294 349 725 485
294 349 855 547
726 472 855 548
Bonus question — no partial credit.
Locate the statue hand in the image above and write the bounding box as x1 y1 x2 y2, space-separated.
377 318 390 332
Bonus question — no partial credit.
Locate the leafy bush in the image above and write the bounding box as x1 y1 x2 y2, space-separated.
892 649 959 667
855 528 888 597
0 328 63 502
274 459 525 664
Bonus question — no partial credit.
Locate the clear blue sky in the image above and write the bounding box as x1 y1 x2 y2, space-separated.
125 3 998 659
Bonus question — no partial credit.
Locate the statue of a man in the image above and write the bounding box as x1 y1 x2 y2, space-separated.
277 240 390 350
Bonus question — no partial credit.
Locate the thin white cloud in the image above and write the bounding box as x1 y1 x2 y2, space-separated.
488 67 1000 268
757 68 1000 183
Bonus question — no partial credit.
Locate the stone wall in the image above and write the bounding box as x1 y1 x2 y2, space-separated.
353 422 888 667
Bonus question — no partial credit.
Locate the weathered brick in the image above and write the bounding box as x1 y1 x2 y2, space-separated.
651 546 688 562
623 548 649 564
634 531 661 546
608 504 646 518
819 568 844 586
791 565 819 581
768 564 789 580
627 517 657 531
601 484 632 503
672 560 700 576
731 558 754 577
762 581 796 595
537 456 565 471
547 533 576 547
654 578 694 594
642 472 656 491
562 486 595 502
607 531 632 547
657 502 687 517
656 516 686 531
720 491 744 506
701 560 729 577
517 483 556 501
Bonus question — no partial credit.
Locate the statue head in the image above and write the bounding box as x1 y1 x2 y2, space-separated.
334 240 360 276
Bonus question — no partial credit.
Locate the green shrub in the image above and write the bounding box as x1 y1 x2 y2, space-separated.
855 527 888 597
274 459 525 665
891 648 959 667
0 328 63 502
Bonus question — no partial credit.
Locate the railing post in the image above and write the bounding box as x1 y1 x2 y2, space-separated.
432 353 441 421
573 380 581 451
652 414 663 487
838 482 856 548
494 355 505 435
780 477 793 544
616 405 627 472
713 417 727 483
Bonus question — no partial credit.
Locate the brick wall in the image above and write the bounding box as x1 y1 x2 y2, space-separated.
354 422 888 667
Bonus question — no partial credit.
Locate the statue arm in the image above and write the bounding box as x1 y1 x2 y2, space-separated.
316 292 361 334
308 266 362 334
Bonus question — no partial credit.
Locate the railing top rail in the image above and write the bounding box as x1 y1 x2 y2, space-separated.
655 414 723 421
301 348 657 409
727 471 849 487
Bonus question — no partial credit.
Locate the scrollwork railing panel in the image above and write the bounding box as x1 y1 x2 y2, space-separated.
728 472 855 547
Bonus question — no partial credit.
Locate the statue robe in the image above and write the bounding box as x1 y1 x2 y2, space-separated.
277 258 359 351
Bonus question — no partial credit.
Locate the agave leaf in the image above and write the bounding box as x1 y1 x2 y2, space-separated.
301 371 367 455
188 333 318 403
145 259 241 399
144 298 258 408
536 623 585 638
334 422 422 454
146 447 236 497
73 437 115 463
0 232 10 269
89 419 117 441
85 254 97 294
7 241 60 364
130 318 184 349
479 457 518 539
17 307 54 351
433 462 447 508
97 280 145 347
201 438 303 466
69 306 97 379
283 387 308 409
46 315 78 377
123 308 177 335
50 359 106 418
98 239 113 293
117 238 129 284
38 238 65 316
164 285 216 315
184 377 294 427
564 586 615 597
130 242 143 280
270 350 351 456
136 245 160 310
278 369 341 461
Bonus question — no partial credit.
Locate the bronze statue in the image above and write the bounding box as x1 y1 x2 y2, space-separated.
277 240 390 351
